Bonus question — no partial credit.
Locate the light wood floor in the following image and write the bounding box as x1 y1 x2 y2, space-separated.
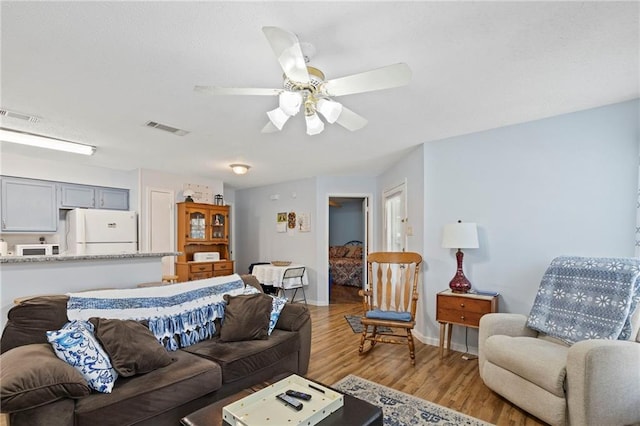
305 300 546 426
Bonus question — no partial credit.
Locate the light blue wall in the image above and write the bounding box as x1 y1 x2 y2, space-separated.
329 200 364 246
422 99 639 350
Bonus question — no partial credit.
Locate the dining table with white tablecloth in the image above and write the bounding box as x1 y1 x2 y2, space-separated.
250 263 309 289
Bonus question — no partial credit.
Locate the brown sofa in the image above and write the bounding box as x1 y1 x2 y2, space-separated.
0 275 312 426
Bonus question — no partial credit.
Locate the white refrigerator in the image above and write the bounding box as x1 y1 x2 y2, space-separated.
66 208 138 254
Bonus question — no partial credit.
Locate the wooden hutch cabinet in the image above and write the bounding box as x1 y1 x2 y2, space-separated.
175 202 234 282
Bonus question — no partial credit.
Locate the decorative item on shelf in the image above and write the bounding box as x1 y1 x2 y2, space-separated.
183 189 195 203
441 220 479 293
214 194 224 205
271 261 292 266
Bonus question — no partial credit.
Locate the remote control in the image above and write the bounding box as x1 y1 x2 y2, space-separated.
286 389 312 400
276 393 303 411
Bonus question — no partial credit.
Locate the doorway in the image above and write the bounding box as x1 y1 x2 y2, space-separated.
146 188 175 276
328 196 369 304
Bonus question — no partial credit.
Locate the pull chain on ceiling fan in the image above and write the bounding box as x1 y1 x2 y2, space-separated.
195 26 412 136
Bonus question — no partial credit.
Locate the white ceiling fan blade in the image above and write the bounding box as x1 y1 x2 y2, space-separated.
194 86 282 96
335 106 368 131
322 63 412 97
262 26 310 84
261 122 280 133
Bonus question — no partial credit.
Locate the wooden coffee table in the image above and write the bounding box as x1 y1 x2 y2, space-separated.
181 375 383 426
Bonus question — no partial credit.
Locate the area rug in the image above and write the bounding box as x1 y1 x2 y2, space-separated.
333 375 493 426
344 315 392 334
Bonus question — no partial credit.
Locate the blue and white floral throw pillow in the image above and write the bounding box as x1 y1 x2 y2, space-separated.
269 296 288 335
47 320 118 393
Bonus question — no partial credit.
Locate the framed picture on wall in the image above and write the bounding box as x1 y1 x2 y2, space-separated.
276 212 287 233
298 212 310 232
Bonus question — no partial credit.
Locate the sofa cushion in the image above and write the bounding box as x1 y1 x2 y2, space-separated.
1 295 69 354
182 329 300 384
89 318 173 377
485 335 569 397
73 349 222 426
0 343 90 413
274 303 311 332
219 293 272 342
46 321 118 394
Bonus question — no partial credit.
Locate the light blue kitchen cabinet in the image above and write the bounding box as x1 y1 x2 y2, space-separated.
59 183 96 208
1 177 58 232
59 183 129 210
96 187 129 210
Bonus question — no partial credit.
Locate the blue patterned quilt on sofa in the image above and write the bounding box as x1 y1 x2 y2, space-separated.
526 256 640 345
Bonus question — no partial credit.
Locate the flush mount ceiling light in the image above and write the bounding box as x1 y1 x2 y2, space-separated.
0 127 96 155
195 26 411 136
230 164 250 175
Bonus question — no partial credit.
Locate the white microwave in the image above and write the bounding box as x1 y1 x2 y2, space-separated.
16 244 60 256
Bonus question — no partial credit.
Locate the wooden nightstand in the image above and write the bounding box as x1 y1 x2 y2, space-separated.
436 289 499 358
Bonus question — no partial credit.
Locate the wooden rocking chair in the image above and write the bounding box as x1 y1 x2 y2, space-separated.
358 252 423 365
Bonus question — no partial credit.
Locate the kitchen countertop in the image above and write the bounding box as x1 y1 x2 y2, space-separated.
0 252 181 264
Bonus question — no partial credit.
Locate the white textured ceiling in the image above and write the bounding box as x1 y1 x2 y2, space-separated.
1 1 638 189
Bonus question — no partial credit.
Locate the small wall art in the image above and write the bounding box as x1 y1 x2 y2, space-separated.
298 212 310 232
276 212 287 233
287 212 297 229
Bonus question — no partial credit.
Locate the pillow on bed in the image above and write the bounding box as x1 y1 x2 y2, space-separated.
345 246 363 258
329 246 349 258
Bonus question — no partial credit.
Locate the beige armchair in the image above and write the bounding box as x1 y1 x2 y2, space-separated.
479 309 640 426
479 255 640 426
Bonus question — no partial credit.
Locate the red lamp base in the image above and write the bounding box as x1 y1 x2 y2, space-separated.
449 249 472 293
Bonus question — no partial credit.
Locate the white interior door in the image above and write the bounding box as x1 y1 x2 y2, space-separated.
383 181 407 252
148 188 175 276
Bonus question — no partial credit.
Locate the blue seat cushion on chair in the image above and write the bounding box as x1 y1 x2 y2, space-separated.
365 310 411 322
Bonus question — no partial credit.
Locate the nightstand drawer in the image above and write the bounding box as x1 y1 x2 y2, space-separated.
189 263 213 273
437 308 485 327
437 295 492 313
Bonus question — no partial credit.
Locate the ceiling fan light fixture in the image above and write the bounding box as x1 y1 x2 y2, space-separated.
316 98 343 124
279 91 302 116
266 107 291 130
230 163 251 175
305 112 324 136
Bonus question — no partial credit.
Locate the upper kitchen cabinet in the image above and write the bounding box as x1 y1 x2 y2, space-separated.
59 183 129 210
1 177 58 232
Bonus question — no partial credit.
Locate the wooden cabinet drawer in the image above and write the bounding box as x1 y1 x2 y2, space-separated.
190 271 213 280
213 261 233 272
189 263 213 273
437 295 491 314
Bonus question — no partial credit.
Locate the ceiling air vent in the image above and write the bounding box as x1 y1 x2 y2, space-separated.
0 108 40 123
145 121 189 136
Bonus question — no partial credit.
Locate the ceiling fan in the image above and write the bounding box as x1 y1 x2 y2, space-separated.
195 26 412 136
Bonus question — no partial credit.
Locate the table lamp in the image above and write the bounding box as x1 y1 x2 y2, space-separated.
442 220 479 293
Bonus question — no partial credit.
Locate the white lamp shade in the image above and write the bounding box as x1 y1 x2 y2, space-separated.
442 222 479 249
266 108 291 130
305 113 324 135
183 189 195 197
279 91 302 116
316 98 343 124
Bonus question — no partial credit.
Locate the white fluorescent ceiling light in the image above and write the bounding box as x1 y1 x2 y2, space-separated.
0 127 96 156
